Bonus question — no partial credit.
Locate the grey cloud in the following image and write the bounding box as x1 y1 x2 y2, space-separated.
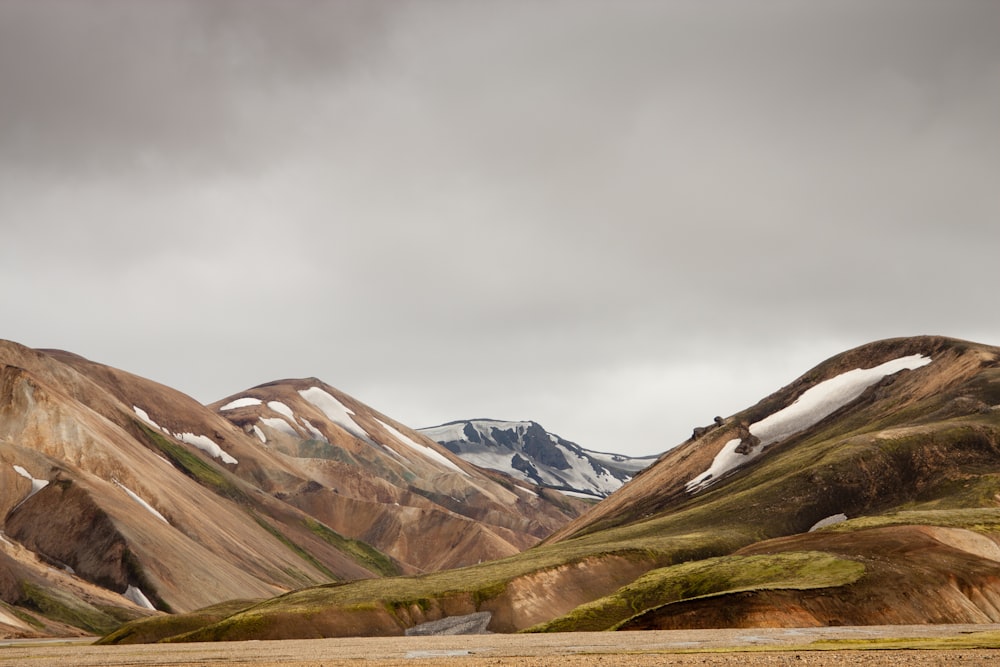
2 1 998 455
0 0 387 174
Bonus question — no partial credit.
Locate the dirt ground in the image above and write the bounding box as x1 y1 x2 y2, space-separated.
2 626 1000 666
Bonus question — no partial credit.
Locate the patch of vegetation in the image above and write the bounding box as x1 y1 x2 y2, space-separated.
823 507 1000 534
21 582 122 635
904 473 1000 510
302 518 400 577
137 422 249 504
96 599 264 645
526 551 864 633
296 439 356 464
808 630 1000 651
249 512 337 582
472 580 507 606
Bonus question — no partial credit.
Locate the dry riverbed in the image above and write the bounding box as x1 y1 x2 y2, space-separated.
2 626 1000 666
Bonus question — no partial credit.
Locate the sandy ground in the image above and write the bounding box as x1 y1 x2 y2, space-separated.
2 626 1000 666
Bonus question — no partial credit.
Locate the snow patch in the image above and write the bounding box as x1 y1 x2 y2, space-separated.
418 422 470 443
176 432 238 465
124 585 156 610
134 405 238 465
558 489 603 499
377 419 468 475
252 424 267 443
114 480 169 524
809 513 848 532
267 401 296 420
259 416 300 438
300 418 327 441
219 396 262 411
12 464 48 498
133 405 161 430
687 354 932 493
298 387 370 440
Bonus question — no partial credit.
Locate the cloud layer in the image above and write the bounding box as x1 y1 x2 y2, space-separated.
2 1 998 455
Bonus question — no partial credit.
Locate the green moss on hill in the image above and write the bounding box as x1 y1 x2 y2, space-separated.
525 551 864 633
302 518 400 578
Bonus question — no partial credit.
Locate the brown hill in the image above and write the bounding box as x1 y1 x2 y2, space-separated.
0 341 582 637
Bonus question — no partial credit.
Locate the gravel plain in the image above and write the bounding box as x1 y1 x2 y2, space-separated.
2 626 1000 666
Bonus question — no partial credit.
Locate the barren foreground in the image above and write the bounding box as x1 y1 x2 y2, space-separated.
3 626 1000 666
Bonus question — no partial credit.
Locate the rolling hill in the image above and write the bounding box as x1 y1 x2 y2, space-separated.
100 335 1000 642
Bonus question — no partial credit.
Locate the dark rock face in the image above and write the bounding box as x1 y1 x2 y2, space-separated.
5 477 141 596
734 424 760 455
462 422 481 444
516 423 570 471
510 453 543 485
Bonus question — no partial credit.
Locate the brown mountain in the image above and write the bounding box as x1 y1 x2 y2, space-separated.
206 379 584 572
0 341 581 638
99 336 1000 642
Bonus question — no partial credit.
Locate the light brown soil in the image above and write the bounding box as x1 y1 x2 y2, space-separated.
2 626 1000 666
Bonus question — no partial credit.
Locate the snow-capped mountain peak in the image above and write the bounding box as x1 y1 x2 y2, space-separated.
419 419 658 499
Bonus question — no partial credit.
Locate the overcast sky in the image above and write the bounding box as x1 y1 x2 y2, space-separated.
2 1 998 456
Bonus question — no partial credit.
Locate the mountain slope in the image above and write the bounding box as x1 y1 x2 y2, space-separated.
0 341 583 637
207 382 585 572
419 419 658 498
102 335 1000 642
0 342 389 625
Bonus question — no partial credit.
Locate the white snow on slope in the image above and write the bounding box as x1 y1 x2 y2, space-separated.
300 418 326 441
267 401 296 420
586 450 659 474
178 433 238 465
124 585 156 610
418 422 469 443
133 406 160 430
686 354 932 493
259 416 299 438
252 424 267 443
298 387 370 440
133 406 239 465
377 419 467 475
560 490 606 499
13 464 49 497
114 480 169 524
219 396 262 411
